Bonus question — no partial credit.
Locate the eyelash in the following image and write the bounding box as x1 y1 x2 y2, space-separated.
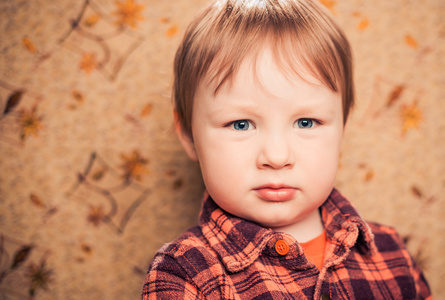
295 118 322 129
226 120 254 131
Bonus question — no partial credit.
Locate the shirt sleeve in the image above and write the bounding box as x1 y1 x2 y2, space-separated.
391 229 433 300
409 253 433 300
141 253 205 300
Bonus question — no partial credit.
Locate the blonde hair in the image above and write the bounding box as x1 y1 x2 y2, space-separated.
174 0 354 136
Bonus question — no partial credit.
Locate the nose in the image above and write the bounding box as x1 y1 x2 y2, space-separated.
257 131 295 170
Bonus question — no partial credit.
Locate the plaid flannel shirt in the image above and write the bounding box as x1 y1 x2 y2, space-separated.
142 189 432 299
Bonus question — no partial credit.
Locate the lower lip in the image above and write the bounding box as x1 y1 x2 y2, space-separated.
255 188 296 202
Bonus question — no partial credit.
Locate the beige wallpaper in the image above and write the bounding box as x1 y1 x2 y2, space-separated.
0 0 443 299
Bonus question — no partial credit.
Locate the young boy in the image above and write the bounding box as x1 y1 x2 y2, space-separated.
142 0 432 299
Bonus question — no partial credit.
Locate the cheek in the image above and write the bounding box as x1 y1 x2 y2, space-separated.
196 138 250 192
198 149 251 215
303 152 338 182
301 134 341 182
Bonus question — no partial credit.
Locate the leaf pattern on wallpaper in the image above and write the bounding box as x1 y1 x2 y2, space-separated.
319 0 336 13
29 193 59 220
18 106 44 141
400 100 423 136
79 52 99 74
67 151 152 234
386 85 405 108
120 150 149 182
403 33 433 64
80 243 93 255
140 103 153 118
357 17 370 31
21 34 53 63
72 90 85 103
113 0 145 29
158 16 182 39
3 90 23 116
0 235 53 298
68 89 86 110
166 25 179 37
30 193 46 208
84 13 101 27
26 259 54 297
0 80 44 146
365 75 425 137
10 246 33 270
405 34 418 49
58 0 145 81
351 12 370 31
411 185 437 206
357 163 375 183
87 205 107 226
22 37 37 53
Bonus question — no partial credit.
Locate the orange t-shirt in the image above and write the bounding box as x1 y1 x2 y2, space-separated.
300 230 327 270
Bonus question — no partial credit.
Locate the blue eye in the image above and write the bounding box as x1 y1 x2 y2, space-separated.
232 120 251 131
296 118 314 129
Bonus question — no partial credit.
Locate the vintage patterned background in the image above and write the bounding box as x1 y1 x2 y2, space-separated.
0 0 443 299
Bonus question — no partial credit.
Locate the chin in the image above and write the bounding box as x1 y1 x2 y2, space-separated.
255 217 294 229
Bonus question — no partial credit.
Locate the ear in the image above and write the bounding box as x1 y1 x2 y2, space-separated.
174 111 198 161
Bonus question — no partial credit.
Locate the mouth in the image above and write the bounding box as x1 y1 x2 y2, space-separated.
253 185 297 202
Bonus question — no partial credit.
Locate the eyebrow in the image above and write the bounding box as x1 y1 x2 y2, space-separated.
206 102 259 118
209 99 337 119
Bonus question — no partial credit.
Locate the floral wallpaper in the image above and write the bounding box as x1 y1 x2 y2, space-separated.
0 0 443 299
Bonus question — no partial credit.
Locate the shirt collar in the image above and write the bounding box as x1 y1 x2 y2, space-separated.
199 188 377 272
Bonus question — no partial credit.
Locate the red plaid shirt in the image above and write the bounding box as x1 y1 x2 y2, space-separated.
142 189 432 299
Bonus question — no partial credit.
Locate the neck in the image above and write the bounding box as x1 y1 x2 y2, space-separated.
270 209 324 243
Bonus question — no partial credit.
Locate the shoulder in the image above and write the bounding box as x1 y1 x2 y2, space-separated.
366 222 408 253
142 227 206 298
365 222 421 283
157 226 208 255
144 226 230 299
150 225 216 271
365 222 432 299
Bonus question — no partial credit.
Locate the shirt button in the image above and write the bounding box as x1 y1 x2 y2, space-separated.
274 240 289 255
320 294 331 300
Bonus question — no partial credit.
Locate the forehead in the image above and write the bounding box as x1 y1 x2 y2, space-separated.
196 47 342 114
201 39 328 97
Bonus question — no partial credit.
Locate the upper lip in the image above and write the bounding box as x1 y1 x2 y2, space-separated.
253 184 295 190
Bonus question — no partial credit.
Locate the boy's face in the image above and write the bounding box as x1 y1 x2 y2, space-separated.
179 49 344 234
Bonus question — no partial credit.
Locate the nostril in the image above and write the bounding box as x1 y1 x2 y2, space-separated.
260 160 293 170
257 134 295 169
